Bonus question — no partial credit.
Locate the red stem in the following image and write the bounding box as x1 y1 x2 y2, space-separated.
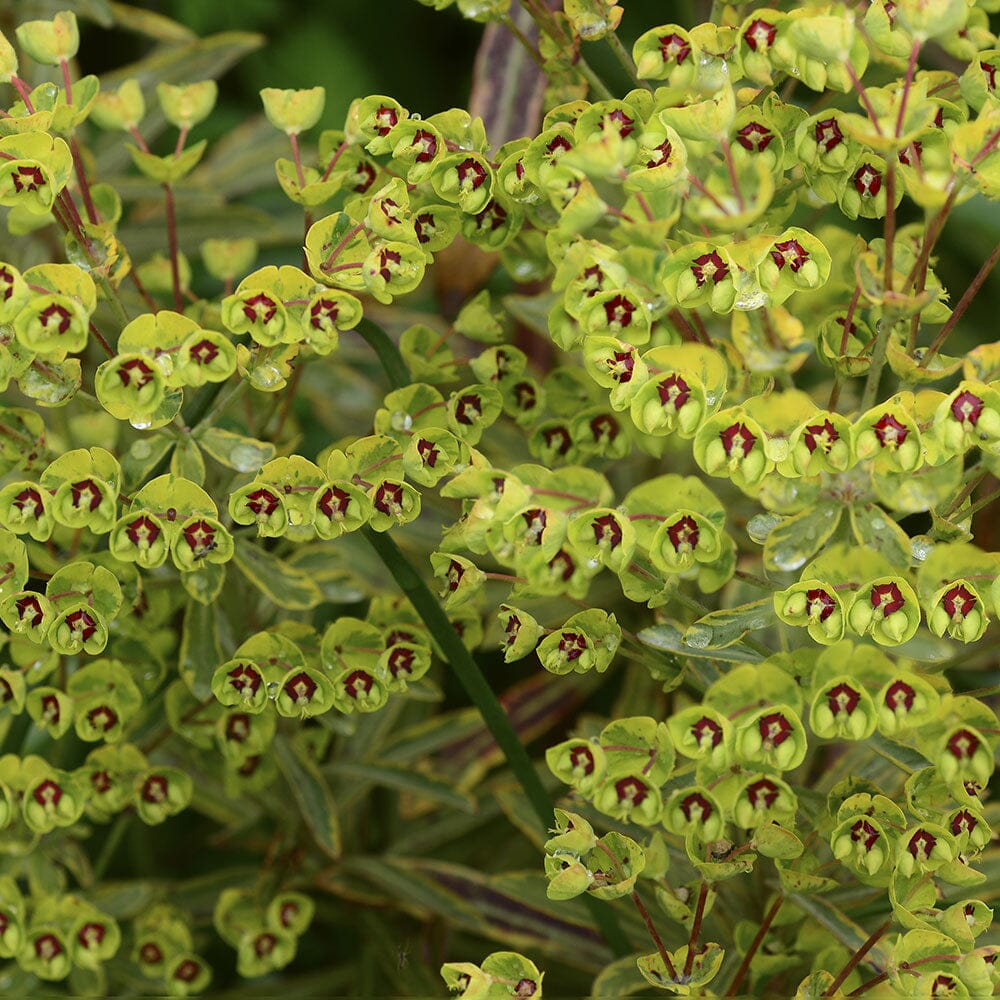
920 240 1000 365
724 896 784 996
684 881 710 977
632 890 678 980
822 918 892 997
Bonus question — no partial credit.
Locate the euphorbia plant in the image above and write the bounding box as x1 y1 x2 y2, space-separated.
0 0 997 996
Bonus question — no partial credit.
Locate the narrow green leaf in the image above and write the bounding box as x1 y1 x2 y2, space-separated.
179 598 221 699
639 623 761 663
327 760 476 814
789 893 892 968
683 598 776 650
108 2 198 40
233 541 323 610
274 736 341 860
170 437 205 485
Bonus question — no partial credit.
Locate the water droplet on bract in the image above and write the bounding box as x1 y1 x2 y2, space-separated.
772 550 807 572
910 536 934 562
390 410 412 432
870 517 886 530
683 625 712 649
747 512 782 543
130 418 151 430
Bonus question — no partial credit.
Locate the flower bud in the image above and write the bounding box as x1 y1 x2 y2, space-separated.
156 81 218 130
90 79 145 131
260 87 325 135
15 11 79 65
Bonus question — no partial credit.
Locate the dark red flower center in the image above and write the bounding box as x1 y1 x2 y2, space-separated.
412 128 437 162
826 683 860 716
34 933 62 960
66 608 97 641
736 122 774 152
592 513 623 549
140 942 163 965
942 584 976 620
950 810 977 837
188 338 219 364
658 32 691 64
549 550 575 581
606 109 635 138
225 713 251 742
457 157 488 189
15 594 43 626
126 515 160 546
680 792 713 822
590 414 619 441
758 712 792 747
12 165 45 193
345 669 374 699
33 778 62 808
558 632 587 661
603 293 635 327
319 485 351 519
514 381 537 410
13 487 42 516
907 829 937 860
174 959 201 983
950 390 983 425
374 105 398 135
853 164 882 197
692 716 722 748
78 922 106 949
721 421 756 458
666 515 699 553
246 488 280 517
70 478 103 512
242 292 277 325
746 778 779 809
454 393 482 425
285 671 318 703
255 932 277 958
387 646 415 677
646 138 674 169
851 819 879 851
946 728 979 760
542 426 572 456
117 357 155 389
870 582 904 616
885 679 915 712
39 302 71 334
228 663 262 696
615 776 648 806
569 745 595 775
805 588 837 622
142 775 169 803
743 18 776 51
898 140 922 166
872 413 908 447
770 239 809 272
691 251 729 286
656 373 691 410
803 420 838 453
374 481 404 515
183 519 216 556
814 117 844 152
87 705 118 732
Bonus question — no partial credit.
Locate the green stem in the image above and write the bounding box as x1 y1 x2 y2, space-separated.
577 57 615 101
362 526 629 956
605 31 650 91
859 318 892 413
355 317 410 390
91 812 131 882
